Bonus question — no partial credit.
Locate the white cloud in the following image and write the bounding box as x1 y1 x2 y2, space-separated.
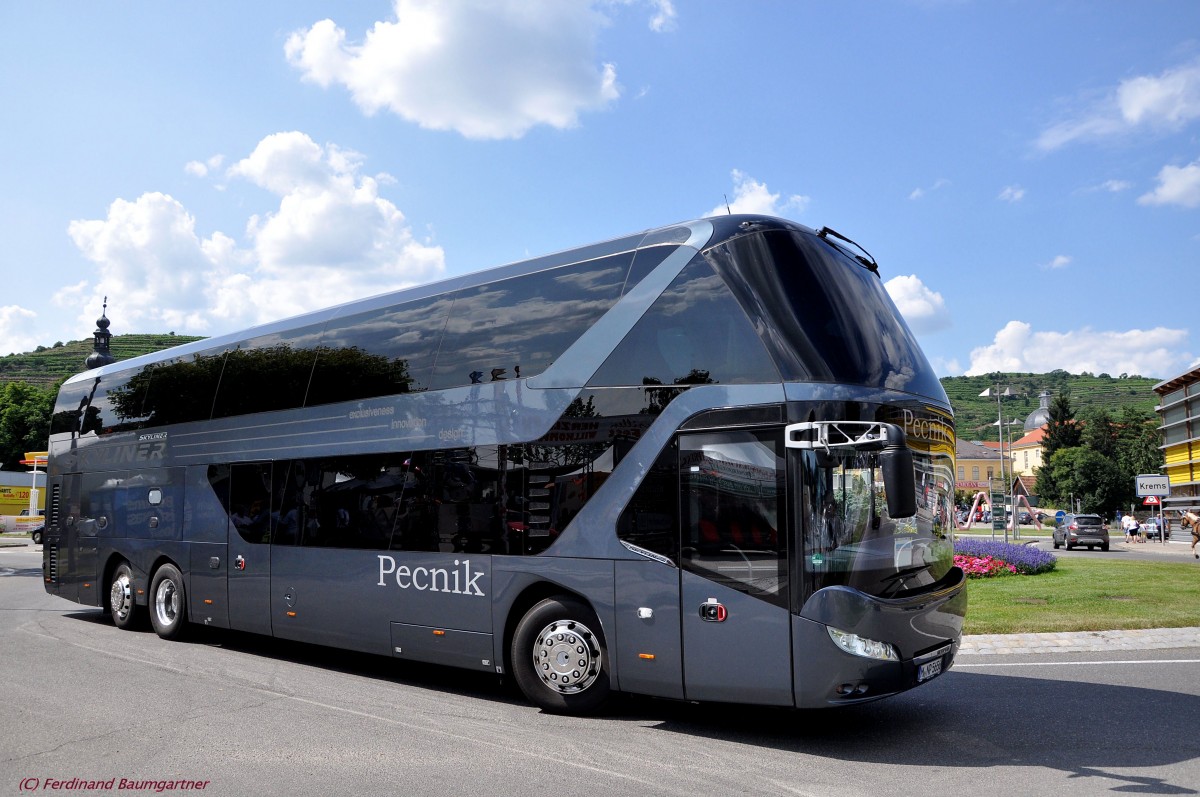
1044 255 1072 270
965 320 1191 376
185 154 225 178
1138 158 1200 208
647 0 677 32
998 185 1025 202
884 274 951 335
1100 179 1132 193
708 170 810 218
64 132 445 339
909 178 950 201
1037 58 1200 150
285 0 622 139
0 305 40 355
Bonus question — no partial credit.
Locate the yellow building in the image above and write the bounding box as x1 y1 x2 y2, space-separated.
1154 368 1200 513
955 439 1004 494
1010 427 1047 478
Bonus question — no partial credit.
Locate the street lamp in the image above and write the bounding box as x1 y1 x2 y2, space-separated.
994 417 1022 539
979 385 1018 541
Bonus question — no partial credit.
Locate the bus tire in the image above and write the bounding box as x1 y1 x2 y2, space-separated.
512 597 609 714
108 561 142 630
149 563 188 640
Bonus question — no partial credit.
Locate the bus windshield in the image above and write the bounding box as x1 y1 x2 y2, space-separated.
800 445 955 602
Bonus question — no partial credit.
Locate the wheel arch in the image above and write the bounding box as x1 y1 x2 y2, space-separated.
501 581 599 681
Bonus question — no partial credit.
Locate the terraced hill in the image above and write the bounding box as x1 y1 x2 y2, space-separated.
941 371 1159 443
0 334 204 388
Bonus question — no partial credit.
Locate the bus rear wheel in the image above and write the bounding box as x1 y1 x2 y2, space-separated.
108 562 142 630
512 597 609 714
149 563 188 640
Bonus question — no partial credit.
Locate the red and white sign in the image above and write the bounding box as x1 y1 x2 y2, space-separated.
1143 495 1160 506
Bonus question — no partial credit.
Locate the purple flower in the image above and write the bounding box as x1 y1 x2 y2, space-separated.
953 539 1057 575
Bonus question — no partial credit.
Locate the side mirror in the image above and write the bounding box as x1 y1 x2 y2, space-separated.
879 424 916 518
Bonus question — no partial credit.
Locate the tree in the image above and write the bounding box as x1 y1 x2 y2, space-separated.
1042 390 1082 457
0 381 54 469
1080 406 1117 459
1041 447 1124 517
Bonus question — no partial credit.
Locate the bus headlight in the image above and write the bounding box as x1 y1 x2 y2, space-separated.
827 627 899 661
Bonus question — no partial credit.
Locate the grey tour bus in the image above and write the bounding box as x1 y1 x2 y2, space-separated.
43 214 965 714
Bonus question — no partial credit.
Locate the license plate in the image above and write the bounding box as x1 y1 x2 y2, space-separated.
917 657 943 682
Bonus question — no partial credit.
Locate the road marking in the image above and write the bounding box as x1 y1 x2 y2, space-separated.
955 659 1200 668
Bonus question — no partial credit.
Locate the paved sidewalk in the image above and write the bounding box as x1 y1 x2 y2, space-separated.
960 626 1200 655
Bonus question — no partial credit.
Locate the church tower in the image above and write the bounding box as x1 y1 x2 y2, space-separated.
85 297 116 370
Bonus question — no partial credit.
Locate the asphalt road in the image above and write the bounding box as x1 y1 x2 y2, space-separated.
2 546 1199 797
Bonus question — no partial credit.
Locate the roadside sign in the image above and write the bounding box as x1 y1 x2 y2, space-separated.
1135 474 1171 497
1055 510 1065 524
1143 495 1160 506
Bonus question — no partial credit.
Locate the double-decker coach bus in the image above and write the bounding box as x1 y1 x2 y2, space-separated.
43 215 964 714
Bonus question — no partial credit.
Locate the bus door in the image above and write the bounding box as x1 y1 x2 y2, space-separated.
678 430 794 706
226 463 273 636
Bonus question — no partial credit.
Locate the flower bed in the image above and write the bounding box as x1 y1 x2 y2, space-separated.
953 539 1057 577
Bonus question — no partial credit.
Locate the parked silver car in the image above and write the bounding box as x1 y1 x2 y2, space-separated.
1053 513 1109 551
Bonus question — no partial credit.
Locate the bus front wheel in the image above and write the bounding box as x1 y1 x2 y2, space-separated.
512 597 610 714
109 562 142 630
149 563 188 640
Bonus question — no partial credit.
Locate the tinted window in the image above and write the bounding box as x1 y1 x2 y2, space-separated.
50 379 98 437
212 324 325 418
704 229 943 396
679 430 787 608
204 404 622 554
306 293 454 404
427 255 631 391
587 256 781 389
118 348 230 429
617 439 679 562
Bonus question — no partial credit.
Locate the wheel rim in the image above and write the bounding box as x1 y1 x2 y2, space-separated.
532 618 602 694
110 573 133 620
154 577 179 628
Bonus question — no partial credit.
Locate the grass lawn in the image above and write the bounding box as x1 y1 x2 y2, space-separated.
964 557 1200 635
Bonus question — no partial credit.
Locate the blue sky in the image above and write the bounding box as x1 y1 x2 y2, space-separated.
2 1 1198 380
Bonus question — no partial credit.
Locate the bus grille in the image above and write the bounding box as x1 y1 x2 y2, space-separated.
46 545 57 583
48 484 61 530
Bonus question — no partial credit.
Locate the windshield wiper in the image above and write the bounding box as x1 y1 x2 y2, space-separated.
879 564 929 597
816 226 878 274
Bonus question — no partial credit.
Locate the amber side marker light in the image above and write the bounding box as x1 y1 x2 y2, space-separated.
433 629 446 636
286 611 297 618
638 653 655 660
203 599 213 605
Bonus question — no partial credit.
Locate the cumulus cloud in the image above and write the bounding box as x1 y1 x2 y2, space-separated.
998 185 1025 202
1037 58 1200 150
708 170 810 218
1138 157 1200 208
965 320 1191 377
185 154 224 178
883 274 951 335
1044 255 1072 270
285 0 625 139
0 305 40 356
63 132 444 339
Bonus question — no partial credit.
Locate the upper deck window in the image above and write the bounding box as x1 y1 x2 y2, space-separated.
587 255 780 389
426 253 632 391
704 229 943 397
